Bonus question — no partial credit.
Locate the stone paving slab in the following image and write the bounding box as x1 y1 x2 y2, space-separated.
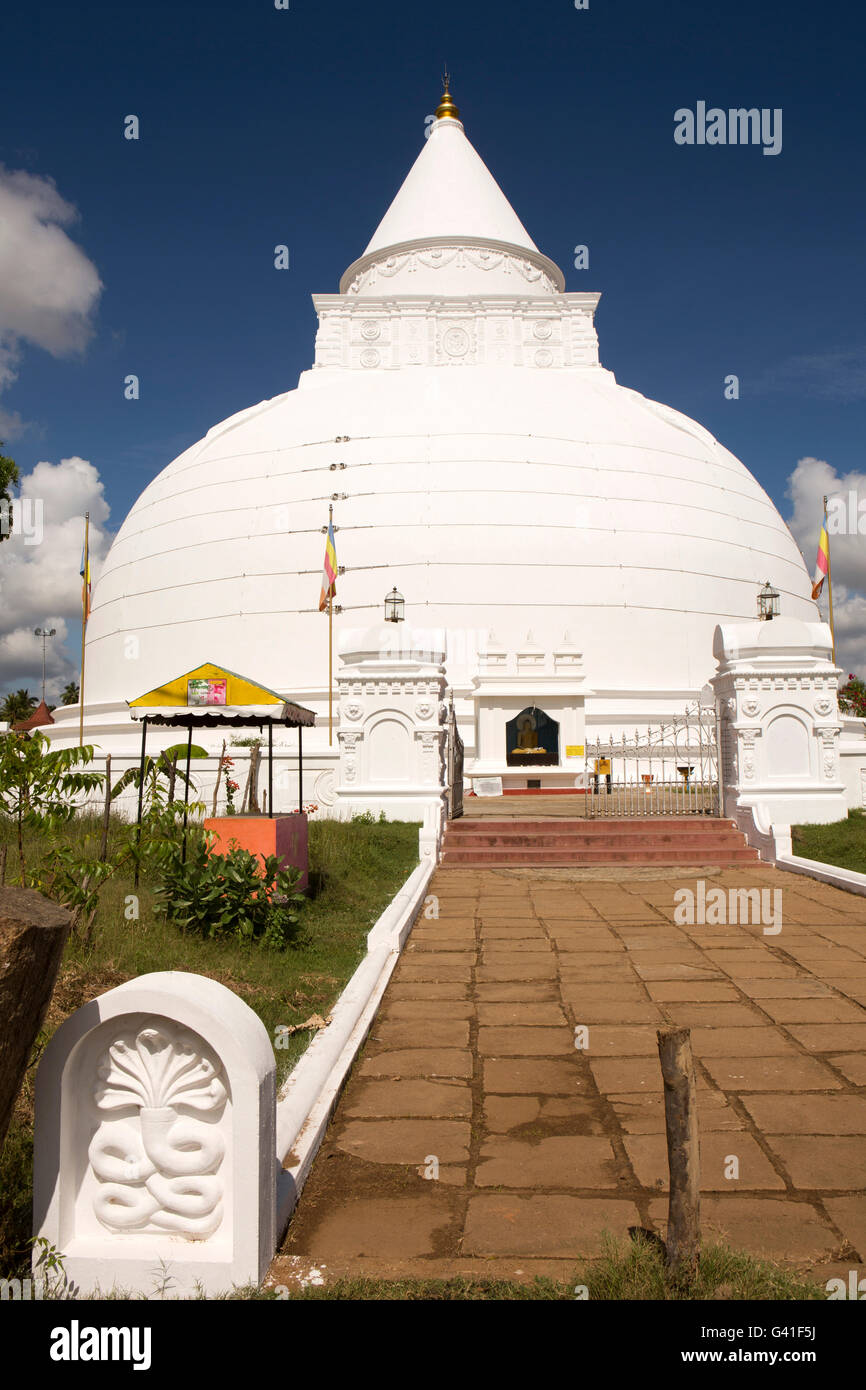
279 863 866 1287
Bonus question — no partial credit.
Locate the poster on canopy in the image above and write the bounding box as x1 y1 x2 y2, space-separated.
187 678 227 706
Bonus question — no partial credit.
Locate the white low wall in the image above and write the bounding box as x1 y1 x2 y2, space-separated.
274 856 435 1234
735 802 866 898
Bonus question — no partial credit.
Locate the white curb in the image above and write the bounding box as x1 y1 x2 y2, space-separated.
775 852 866 898
273 858 435 1235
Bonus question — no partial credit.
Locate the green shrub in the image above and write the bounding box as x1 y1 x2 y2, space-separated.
154 834 306 949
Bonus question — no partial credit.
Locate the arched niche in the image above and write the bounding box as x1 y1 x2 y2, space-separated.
366 715 412 783
764 712 811 781
506 706 560 767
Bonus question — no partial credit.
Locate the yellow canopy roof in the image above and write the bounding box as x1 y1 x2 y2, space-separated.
129 662 286 709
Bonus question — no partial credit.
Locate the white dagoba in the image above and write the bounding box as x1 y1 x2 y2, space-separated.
49 83 825 803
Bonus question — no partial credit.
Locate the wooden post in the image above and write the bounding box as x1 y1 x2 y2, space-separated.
0 844 7 887
0 887 71 1151
657 1025 701 1280
212 739 226 817
250 741 261 813
167 749 178 805
99 754 112 862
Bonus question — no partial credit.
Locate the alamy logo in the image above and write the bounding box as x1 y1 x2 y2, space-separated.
49 1321 152 1371
0 497 44 545
0 1276 44 1299
674 880 782 934
675 102 782 156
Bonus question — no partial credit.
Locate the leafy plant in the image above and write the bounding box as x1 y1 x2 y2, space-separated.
0 732 103 875
154 833 305 949
0 442 20 555
30 1236 77 1300
40 846 117 944
111 744 207 812
60 682 80 707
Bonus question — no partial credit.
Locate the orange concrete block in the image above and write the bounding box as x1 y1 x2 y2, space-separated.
204 813 308 891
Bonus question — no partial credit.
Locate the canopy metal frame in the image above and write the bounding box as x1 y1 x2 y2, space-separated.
130 704 314 886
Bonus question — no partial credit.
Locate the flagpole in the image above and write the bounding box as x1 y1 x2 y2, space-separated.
79 511 89 747
328 503 333 746
824 494 836 666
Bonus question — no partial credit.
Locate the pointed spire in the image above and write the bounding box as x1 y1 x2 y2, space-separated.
435 70 460 123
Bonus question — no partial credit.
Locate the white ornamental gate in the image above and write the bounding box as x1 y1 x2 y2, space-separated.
584 700 721 817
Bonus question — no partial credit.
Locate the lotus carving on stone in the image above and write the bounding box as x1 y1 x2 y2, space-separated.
88 1023 227 1239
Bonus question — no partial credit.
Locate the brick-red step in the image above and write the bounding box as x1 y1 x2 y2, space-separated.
440 816 758 867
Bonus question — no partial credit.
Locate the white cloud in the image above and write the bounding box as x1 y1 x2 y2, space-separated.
0 165 102 432
785 455 866 674
0 456 112 697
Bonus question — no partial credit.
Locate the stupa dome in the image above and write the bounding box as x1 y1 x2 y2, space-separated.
81 93 815 730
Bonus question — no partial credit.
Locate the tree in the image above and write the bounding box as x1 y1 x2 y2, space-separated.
0 442 19 543
0 731 104 874
1 689 37 725
60 682 80 706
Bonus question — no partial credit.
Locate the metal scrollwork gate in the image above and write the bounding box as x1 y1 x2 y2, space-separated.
446 700 464 820
584 699 720 817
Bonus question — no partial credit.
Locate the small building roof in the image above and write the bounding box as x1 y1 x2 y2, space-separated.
12 699 55 731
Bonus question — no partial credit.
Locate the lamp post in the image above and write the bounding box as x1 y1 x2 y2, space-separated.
384 587 405 623
757 581 780 622
34 627 56 703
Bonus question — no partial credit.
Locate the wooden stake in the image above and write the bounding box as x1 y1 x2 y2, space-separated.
99 755 112 862
0 844 6 887
212 740 226 817
167 749 178 805
657 1025 701 1281
250 742 261 813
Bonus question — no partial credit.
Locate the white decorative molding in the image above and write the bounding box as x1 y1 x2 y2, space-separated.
314 768 337 806
342 244 560 297
312 290 601 373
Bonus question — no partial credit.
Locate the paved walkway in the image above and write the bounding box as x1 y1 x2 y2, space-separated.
273 864 866 1287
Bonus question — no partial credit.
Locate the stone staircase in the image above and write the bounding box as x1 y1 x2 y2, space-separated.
440 816 759 867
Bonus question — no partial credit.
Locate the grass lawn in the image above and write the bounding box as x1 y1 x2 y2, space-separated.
792 808 866 874
0 813 420 1279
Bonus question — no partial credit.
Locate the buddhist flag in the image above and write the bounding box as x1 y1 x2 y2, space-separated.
812 509 830 600
319 516 337 611
80 537 92 622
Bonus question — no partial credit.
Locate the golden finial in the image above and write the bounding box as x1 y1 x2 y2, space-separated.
435 69 460 122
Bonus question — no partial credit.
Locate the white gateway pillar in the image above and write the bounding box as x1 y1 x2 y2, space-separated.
712 618 847 826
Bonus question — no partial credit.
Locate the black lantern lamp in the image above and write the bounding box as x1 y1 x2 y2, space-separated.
758 580 780 621
384 587 404 623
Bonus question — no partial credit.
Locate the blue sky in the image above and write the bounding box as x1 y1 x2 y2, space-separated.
1 0 865 696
